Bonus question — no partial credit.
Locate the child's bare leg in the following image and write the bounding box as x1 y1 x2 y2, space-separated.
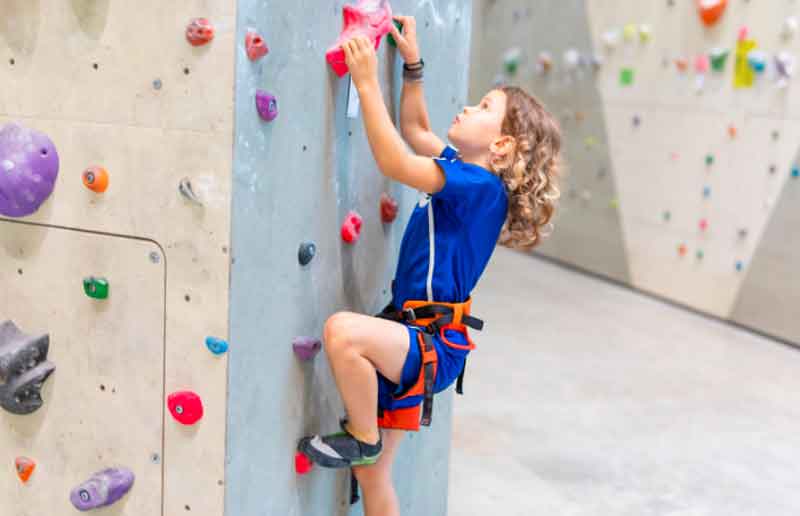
323 312 411 444
353 429 406 516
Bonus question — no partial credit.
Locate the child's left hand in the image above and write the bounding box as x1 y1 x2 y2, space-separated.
342 36 378 90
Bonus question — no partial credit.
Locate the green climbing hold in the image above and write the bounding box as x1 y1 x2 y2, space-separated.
705 154 714 166
710 48 729 72
83 276 109 300
619 68 634 86
503 48 521 76
387 20 403 47
696 250 704 260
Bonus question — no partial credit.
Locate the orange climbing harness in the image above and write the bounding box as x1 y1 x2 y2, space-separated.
351 297 486 506
373 297 484 430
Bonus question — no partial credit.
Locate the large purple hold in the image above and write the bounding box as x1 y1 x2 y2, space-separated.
70 467 135 511
0 122 59 217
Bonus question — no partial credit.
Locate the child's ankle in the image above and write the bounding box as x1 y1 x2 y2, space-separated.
345 422 380 445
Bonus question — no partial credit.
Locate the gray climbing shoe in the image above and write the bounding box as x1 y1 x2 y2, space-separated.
297 418 382 469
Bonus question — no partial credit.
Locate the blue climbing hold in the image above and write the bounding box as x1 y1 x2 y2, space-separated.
703 186 711 198
792 166 799 178
205 337 229 355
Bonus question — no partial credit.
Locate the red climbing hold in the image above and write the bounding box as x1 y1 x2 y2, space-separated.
380 193 398 223
326 0 393 77
186 18 215 46
167 390 204 425
246 31 269 61
15 457 35 483
295 451 313 475
341 210 363 244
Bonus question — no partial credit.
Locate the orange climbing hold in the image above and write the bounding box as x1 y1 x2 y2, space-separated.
697 0 727 28
15 457 35 483
82 166 109 193
295 451 313 475
728 124 737 139
186 18 215 46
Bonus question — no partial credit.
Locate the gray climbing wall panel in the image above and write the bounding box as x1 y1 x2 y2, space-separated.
731 148 800 343
470 0 631 284
227 1 472 515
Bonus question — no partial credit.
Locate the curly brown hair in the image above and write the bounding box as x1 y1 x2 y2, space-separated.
488 86 563 250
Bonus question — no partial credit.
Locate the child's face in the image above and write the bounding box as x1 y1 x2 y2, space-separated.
447 89 507 157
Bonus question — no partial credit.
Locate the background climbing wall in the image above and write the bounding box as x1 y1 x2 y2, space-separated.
471 0 800 345
226 0 472 515
0 1 235 514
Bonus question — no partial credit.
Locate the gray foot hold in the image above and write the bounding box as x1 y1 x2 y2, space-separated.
0 320 55 415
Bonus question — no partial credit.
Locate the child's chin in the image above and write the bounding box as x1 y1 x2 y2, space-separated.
446 126 459 143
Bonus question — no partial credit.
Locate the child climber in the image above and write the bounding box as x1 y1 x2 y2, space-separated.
298 14 563 516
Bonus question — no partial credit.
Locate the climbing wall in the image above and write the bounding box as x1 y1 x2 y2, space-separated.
0 0 235 514
226 1 473 515
2 0 474 514
471 0 800 345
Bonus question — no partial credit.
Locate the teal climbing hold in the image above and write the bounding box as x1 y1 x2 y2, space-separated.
205 337 229 355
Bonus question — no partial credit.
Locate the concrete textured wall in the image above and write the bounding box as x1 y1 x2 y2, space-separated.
470 0 800 346
226 1 472 515
1 1 235 514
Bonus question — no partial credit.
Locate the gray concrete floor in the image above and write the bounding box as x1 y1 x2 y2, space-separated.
448 247 800 516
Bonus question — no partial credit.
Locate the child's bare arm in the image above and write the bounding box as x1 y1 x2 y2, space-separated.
390 16 445 157
343 37 445 195
399 80 445 158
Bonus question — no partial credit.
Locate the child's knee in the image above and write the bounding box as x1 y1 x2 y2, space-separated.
323 311 353 352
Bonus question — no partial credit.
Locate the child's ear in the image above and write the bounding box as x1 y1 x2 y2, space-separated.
488 135 517 170
489 135 517 157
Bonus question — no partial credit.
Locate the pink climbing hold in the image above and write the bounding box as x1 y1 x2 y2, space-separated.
326 0 394 77
246 31 269 61
341 210 363 244
292 336 322 361
255 90 278 122
186 18 215 47
694 54 710 74
737 25 749 42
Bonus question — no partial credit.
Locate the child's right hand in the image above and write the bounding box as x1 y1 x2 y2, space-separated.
390 15 421 64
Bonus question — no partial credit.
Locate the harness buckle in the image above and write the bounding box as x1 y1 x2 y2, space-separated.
403 307 417 322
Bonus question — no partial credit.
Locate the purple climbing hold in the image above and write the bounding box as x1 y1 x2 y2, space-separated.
0 122 59 217
70 467 135 511
255 90 278 122
292 336 322 361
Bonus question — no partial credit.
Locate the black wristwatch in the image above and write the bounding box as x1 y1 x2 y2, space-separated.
403 58 424 71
